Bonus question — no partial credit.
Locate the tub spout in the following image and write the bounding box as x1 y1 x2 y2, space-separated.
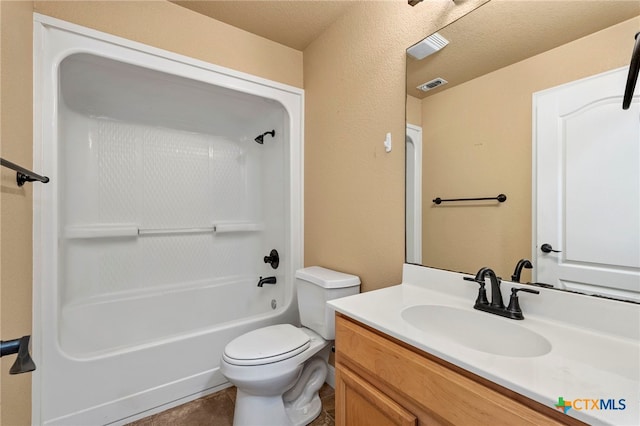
257 276 277 287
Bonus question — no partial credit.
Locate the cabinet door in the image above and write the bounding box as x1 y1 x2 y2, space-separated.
336 366 417 426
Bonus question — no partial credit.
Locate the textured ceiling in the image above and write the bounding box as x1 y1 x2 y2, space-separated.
407 0 640 99
172 1 357 50
172 0 639 97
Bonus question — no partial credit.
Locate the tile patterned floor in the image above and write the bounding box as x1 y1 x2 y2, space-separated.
127 383 335 426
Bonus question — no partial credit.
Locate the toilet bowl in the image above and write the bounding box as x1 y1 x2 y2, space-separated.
221 325 330 425
220 267 360 426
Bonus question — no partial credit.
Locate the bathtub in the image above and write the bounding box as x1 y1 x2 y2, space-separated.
33 15 303 425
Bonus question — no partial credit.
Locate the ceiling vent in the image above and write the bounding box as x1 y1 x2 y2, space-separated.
407 32 449 60
417 78 448 92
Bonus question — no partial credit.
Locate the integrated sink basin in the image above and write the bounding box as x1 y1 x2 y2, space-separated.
401 305 552 358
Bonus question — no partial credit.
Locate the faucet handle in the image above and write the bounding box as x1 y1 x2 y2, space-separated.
512 288 540 295
464 276 489 306
263 249 279 269
506 287 540 319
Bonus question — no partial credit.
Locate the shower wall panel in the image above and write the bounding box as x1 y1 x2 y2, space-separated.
58 61 277 356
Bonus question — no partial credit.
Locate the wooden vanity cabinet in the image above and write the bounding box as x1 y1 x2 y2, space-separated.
334 314 585 426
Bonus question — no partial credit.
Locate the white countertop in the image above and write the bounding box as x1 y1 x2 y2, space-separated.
328 264 640 425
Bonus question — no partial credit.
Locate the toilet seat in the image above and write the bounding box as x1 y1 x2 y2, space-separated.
223 324 311 366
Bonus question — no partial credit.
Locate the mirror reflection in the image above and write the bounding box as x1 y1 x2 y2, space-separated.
406 0 640 301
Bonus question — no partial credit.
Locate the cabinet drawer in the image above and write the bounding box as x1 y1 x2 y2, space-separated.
335 314 581 426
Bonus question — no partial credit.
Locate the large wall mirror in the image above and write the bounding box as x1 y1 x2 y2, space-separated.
406 0 640 301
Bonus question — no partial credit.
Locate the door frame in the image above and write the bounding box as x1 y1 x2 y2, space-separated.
406 124 422 264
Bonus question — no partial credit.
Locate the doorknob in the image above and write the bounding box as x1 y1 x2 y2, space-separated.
541 243 561 253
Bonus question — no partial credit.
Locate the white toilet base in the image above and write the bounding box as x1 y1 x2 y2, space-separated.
232 390 323 426
233 389 294 426
230 353 329 426
284 393 322 426
282 356 327 425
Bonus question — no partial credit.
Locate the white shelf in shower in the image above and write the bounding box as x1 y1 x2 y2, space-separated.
214 223 264 233
64 224 139 239
138 227 215 236
63 223 264 239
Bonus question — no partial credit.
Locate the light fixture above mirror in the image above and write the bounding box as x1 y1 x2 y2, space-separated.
407 32 449 60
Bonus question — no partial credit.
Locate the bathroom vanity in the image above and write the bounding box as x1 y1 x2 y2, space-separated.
334 315 579 425
329 264 640 426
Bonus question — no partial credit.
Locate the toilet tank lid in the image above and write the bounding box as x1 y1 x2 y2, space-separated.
295 266 361 289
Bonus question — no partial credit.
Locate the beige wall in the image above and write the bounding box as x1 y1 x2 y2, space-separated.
420 16 639 281
1 2 35 424
0 1 302 423
1 0 491 421
303 0 486 292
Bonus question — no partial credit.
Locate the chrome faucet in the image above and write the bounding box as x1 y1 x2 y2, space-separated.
464 267 539 320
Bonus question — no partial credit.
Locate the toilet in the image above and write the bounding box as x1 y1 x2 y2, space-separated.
220 266 360 426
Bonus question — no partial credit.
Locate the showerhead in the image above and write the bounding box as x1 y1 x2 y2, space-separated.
254 130 275 144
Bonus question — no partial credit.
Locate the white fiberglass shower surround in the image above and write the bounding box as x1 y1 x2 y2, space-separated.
33 15 303 425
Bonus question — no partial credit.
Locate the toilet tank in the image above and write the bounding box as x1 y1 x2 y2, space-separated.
295 266 360 340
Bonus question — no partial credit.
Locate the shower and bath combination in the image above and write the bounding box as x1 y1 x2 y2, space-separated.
255 129 275 144
34 15 303 426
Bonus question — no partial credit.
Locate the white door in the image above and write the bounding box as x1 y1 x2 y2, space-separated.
533 67 640 301
406 124 422 264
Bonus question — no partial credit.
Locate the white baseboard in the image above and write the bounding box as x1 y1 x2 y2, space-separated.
325 364 336 389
